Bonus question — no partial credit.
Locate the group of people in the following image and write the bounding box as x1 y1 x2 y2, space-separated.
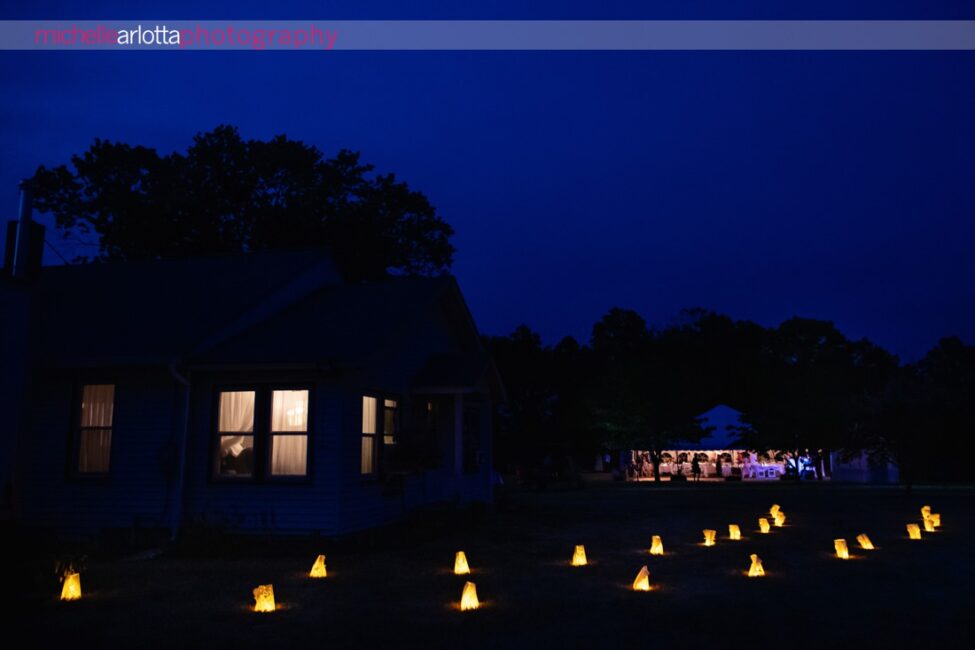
623 451 730 481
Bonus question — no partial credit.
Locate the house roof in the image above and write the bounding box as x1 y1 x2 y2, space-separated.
28 249 336 367
24 250 475 373
190 274 456 367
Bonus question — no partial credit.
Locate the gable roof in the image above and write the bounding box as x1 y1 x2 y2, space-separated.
23 250 466 369
190 274 458 367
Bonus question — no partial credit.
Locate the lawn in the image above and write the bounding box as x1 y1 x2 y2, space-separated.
18 482 975 648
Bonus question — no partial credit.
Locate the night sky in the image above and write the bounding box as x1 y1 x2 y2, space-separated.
2 1 974 359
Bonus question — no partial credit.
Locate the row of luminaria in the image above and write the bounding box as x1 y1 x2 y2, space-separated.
57 503 944 609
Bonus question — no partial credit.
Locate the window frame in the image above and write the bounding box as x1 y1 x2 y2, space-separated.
382 397 399 447
267 386 313 481
210 384 313 485
360 393 380 479
360 391 400 480
69 382 117 480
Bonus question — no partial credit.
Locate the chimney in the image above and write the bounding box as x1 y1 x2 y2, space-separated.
3 180 45 280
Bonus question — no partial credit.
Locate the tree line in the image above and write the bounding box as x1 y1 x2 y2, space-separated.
485 309 975 486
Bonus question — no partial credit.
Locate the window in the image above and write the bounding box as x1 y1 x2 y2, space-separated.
361 396 377 475
77 384 114 473
214 387 311 480
383 399 398 445
270 389 308 476
361 394 400 476
216 390 255 477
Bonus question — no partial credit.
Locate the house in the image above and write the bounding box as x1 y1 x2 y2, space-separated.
0 186 501 538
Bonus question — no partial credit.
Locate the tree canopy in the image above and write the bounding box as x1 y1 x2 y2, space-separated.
31 125 455 280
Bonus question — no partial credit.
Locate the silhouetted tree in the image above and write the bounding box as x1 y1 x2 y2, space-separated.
851 367 927 490
855 337 975 486
31 125 454 280
485 326 555 469
590 308 707 482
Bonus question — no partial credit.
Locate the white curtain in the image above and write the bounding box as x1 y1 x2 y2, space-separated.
219 391 254 432
220 435 253 457
272 435 308 475
81 384 114 427
79 430 111 472
272 390 308 432
362 396 377 433
361 435 375 474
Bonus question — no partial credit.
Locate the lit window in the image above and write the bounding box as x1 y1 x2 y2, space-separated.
361 396 377 475
217 391 255 477
270 390 308 476
383 399 398 445
78 384 114 473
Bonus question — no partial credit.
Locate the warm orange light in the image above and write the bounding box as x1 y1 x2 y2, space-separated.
773 511 786 527
728 524 741 541
703 529 717 546
758 518 771 534
930 513 941 528
460 581 480 611
920 505 931 519
834 538 850 560
748 554 764 577
906 523 921 540
632 565 651 591
454 551 471 575
309 554 327 578
60 572 81 601
571 545 588 566
253 584 276 613
769 504 781 518
649 535 664 556
856 534 874 550
923 517 935 533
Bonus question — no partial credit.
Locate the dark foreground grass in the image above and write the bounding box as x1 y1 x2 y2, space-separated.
18 482 975 649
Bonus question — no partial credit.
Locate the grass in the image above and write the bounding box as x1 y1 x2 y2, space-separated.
18 482 975 648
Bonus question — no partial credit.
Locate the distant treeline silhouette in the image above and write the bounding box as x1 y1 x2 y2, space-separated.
485 308 975 486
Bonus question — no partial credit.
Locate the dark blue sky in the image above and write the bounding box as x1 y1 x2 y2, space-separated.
2 2 974 359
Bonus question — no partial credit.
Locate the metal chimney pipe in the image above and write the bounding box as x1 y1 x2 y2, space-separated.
11 179 34 279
